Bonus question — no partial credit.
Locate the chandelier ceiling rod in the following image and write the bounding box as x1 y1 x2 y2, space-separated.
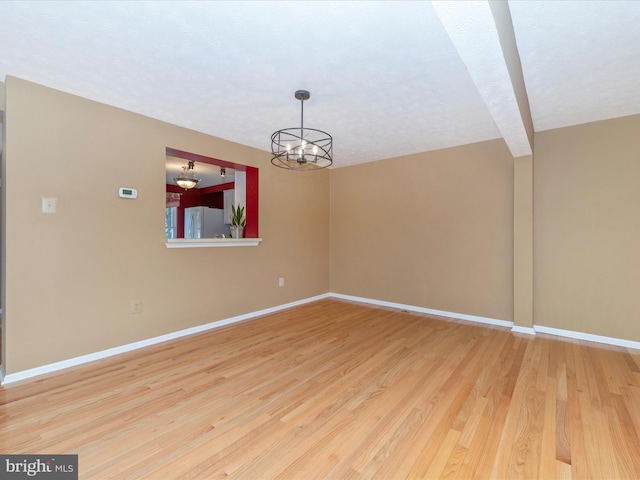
296 89 309 138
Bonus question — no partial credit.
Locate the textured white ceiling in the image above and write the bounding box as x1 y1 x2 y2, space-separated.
0 1 639 167
510 0 640 132
433 0 532 158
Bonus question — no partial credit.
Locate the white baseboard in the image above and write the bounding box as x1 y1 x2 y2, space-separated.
1 293 330 385
534 325 640 350
4 292 639 384
327 294 640 348
511 325 536 335
329 293 513 328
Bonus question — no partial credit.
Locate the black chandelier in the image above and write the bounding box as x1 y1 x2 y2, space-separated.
271 90 333 170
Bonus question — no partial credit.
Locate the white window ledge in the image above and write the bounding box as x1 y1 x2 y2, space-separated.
166 238 262 248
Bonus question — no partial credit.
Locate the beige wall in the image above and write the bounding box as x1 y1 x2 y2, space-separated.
3 76 329 373
330 140 514 321
513 155 533 328
5 76 640 376
1 80 5 369
534 114 640 341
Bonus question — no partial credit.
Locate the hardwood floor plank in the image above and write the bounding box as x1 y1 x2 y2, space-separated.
539 371 558 478
469 394 512 479
566 342 591 479
621 385 640 446
555 349 571 466
1 299 640 479
439 443 467 480
404 374 475 478
420 429 460 480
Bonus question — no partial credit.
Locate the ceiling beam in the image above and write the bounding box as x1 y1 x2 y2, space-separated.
432 0 533 158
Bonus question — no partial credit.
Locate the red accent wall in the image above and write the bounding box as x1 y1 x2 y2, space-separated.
166 148 260 238
245 167 259 238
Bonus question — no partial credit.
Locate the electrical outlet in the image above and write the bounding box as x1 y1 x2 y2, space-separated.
279 277 285 287
130 300 142 315
42 197 57 214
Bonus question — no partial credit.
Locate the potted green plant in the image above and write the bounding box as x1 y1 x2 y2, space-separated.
230 204 246 238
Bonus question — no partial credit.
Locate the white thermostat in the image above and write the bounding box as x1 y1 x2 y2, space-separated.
119 187 138 199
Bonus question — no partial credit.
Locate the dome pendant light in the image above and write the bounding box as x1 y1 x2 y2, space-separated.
271 90 333 170
175 160 200 190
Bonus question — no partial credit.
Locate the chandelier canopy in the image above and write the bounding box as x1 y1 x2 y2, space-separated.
271 90 333 170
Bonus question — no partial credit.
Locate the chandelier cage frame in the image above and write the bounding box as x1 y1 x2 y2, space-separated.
271 90 333 170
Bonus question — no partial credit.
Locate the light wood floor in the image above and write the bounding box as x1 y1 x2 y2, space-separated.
2 299 640 479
